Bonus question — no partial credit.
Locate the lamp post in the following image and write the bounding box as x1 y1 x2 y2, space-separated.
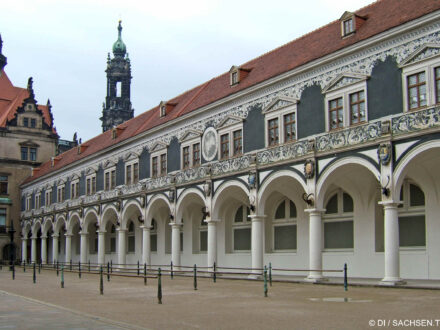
7 221 16 271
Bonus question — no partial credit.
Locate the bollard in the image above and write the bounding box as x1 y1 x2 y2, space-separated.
107 262 110 282
100 266 104 295
157 268 162 304
137 261 140 276
193 264 197 290
110 260 113 273
61 265 64 288
269 262 272 287
344 263 348 291
88 260 90 272
264 265 268 297
33 263 36 284
56 261 59 276
23 261 26 272
144 263 147 286
213 262 216 283
170 261 173 279
78 262 81 279
38 261 41 274
12 263 15 280
70 259 72 271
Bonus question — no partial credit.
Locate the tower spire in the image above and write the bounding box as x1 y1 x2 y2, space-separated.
0 34 7 71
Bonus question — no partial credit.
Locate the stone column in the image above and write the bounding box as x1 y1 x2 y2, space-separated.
141 225 151 266
171 223 181 268
97 231 106 265
22 238 28 264
65 234 72 263
306 209 325 282
117 228 127 267
80 232 88 264
380 202 405 285
41 236 47 264
249 215 265 277
31 237 37 263
207 219 219 269
52 234 59 264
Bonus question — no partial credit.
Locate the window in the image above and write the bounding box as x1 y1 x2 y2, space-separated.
25 196 31 211
199 216 207 252
109 225 116 253
343 18 354 36
152 156 158 177
233 130 242 156
104 168 116 190
70 180 79 199
220 134 229 159
272 199 297 251
86 174 96 195
21 147 28 160
150 219 157 252
435 67 440 104
30 148 37 161
127 221 135 253
267 118 279 146
23 117 29 127
160 154 167 176
160 105 166 117
398 181 425 248
231 71 238 85
233 205 251 251
323 190 354 250
45 189 53 207
35 193 41 208
0 175 7 195
283 113 296 143
329 97 344 130
180 131 202 170
151 150 167 177
20 146 37 161
407 72 427 110
125 161 139 185
349 91 366 125
30 118 36 128
193 143 200 166
57 185 65 203
0 208 6 228
183 146 190 169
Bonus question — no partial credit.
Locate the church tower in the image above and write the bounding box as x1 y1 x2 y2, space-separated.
100 21 134 132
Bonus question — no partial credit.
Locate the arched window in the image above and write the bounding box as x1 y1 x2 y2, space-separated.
233 205 251 251
398 181 425 247
127 221 135 253
323 189 354 250
199 215 207 252
273 198 297 251
110 224 116 253
150 219 157 252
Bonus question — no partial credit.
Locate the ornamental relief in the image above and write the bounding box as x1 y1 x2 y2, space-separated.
256 140 312 165
392 105 440 135
211 155 252 176
175 166 211 185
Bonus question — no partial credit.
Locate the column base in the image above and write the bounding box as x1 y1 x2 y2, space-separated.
305 274 328 283
380 277 406 286
248 273 262 280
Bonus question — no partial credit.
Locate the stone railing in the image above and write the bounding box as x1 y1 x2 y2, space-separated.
211 154 253 176
392 105 440 135
256 140 312 165
175 165 211 184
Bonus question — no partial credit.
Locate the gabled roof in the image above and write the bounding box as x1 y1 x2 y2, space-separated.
0 70 56 133
23 0 440 185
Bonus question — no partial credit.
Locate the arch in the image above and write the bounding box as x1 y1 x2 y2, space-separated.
121 200 143 229
316 157 380 208
22 222 32 237
66 214 81 235
101 204 119 229
176 188 206 218
145 194 172 227
394 140 440 197
31 220 42 237
53 215 67 234
212 180 249 219
42 218 54 236
83 209 99 234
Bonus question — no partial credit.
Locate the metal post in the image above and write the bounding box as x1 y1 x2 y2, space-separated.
344 263 348 291
12 263 15 280
61 265 64 288
264 265 268 297
137 261 140 276
193 264 197 290
88 260 90 272
107 262 110 282
70 259 72 271
213 262 216 283
23 261 26 272
56 261 59 276
157 268 162 304
38 261 41 274
269 262 272 287
100 266 104 295
110 260 113 273
144 263 147 286
33 263 36 284
78 261 81 278
170 261 173 279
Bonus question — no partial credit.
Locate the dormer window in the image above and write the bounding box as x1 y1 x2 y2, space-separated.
340 11 366 38
231 71 238 85
112 128 117 139
159 101 176 118
229 66 251 87
160 105 166 117
343 18 354 36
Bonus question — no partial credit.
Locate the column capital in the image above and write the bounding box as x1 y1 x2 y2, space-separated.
116 228 127 233
22 237 28 241
305 208 326 215
65 233 73 238
97 230 107 235
31 236 37 240
52 234 59 239
41 236 48 240
79 231 89 236
205 218 220 224
379 201 402 208
140 225 151 231
169 222 182 228
248 214 266 222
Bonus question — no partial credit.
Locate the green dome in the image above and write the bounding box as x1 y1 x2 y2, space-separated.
112 21 126 56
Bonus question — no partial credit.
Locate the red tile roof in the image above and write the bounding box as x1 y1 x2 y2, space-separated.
23 0 440 185
0 70 56 133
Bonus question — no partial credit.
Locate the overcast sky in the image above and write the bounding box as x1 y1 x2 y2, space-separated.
1 0 373 142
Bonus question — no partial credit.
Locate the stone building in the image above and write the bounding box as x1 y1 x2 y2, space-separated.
0 36 58 262
20 0 440 284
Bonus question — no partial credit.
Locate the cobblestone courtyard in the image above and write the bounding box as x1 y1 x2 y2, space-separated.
0 268 440 329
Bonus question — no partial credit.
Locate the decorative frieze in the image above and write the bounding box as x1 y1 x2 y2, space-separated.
120 182 143 195
257 140 312 165
100 189 119 201
211 155 252 176
175 166 211 184
145 175 173 191
392 105 440 135
316 121 382 152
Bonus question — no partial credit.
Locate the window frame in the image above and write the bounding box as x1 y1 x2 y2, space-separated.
216 120 243 160
35 192 41 209
70 179 80 199
85 173 96 196
263 102 298 148
104 166 116 191
0 175 8 195
150 149 167 178
272 198 298 252
180 133 202 170
125 159 139 186
45 189 53 207
57 184 65 203
232 205 252 252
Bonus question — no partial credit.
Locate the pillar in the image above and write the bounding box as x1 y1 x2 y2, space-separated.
117 228 127 266
380 202 405 285
21 238 27 264
97 231 105 265
306 209 325 282
141 225 151 266
52 234 59 264
80 232 88 264
65 234 72 263
249 215 264 277
207 219 219 269
31 236 37 263
171 223 181 268
41 236 47 264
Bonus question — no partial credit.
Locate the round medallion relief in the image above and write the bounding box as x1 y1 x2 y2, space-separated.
202 127 218 162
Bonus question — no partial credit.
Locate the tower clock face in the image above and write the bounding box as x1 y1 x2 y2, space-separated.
202 127 218 161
